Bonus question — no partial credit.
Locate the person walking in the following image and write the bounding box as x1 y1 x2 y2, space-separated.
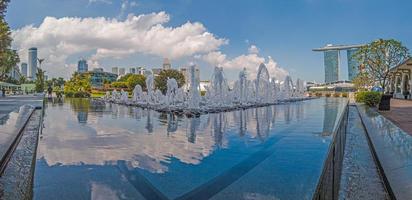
47 86 53 98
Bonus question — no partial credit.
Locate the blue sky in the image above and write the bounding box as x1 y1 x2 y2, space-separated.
6 0 412 82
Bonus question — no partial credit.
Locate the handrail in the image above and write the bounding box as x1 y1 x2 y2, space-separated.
312 100 349 200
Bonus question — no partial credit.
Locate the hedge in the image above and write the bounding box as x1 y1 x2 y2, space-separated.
355 91 381 107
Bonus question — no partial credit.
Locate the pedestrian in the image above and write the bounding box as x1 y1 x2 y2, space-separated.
1 88 5 97
47 86 53 98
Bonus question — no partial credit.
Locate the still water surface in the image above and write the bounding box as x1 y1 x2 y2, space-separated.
34 98 346 200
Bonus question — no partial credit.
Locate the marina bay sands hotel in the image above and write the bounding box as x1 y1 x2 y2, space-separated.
313 44 364 83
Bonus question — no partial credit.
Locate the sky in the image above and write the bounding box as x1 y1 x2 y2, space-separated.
6 0 412 82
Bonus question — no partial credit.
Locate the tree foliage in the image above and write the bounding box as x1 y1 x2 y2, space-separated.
64 73 91 95
0 0 19 81
353 39 410 92
35 68 46 92
352 72 374 91
154 69 185 93
126 74 146 90
46 77 65 88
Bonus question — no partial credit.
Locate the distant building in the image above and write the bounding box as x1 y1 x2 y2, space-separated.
20 63 28 77
112 67 119 75
8 65 22 80
347 48 360 81
324 50 339 83
86 68 118 88
152 68 162 76
77 58 88 73
119 68 126 76
180 65 200 89
199 80 209 92
137 67 146 75
129 67 136 74
313 44 364 83
93 68 104 72
28 47 38 80
163 58 171 70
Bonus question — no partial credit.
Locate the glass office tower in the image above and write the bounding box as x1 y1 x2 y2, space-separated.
324 50 339 83
347 48 360 81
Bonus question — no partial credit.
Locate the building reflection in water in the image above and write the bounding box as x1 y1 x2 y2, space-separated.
322 98 340 136
38 98 346 175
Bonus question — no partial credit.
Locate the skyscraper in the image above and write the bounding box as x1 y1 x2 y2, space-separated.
324 50 339 83
20 63 28 77
28 47 38 80
119 68 126 76
112 67 119 75
77 58 88 73
313 44 364 83
347 48 360 81
163 58 171 70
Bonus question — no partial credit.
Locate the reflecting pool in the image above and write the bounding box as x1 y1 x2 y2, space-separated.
34 98 346 200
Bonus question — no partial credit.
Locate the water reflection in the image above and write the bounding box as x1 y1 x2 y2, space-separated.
38 98 345 175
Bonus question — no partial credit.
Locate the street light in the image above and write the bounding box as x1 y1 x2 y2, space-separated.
37 58 45 69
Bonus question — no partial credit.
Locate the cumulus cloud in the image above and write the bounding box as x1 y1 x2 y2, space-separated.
200 50 289 81
248 45 259 54
11 12 227 78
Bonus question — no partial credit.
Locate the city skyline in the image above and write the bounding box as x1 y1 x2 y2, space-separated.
6 0 412 82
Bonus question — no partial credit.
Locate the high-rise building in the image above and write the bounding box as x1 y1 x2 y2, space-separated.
129 67 136 74
20 63 28 77
180 65 200 89
112 67 119 75
347 48 360 81
152 68 162 76
137 67 146 75
163 58 171 70
119 68 126 76
77 58 88 73
313 44 364 83
324 50 339 83
28 47 38 80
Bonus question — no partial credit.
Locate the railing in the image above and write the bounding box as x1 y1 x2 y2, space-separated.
313 101 349 200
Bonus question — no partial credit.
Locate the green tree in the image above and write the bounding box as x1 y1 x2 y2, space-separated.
118 73 134 82
154 69 185 93
18 75 26 84
64 73 91 95
0 0 19 81
46 77 66 87
126 74 146 90
111 81 128 89
35 68 46 92
352 72 374 91
354 39 410 92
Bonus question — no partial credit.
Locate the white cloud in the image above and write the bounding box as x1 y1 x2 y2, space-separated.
201 49 289 81
88 0 112 5
248 45 259 54
11 12 227 78
118 0 139 19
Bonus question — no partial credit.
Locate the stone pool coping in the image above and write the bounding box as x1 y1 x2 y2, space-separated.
357 104 412 200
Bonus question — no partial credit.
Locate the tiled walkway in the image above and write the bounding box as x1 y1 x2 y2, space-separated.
380 99 412 135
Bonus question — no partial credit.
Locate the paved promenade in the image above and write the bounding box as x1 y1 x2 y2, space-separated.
0 95 43 119
380 99 412 135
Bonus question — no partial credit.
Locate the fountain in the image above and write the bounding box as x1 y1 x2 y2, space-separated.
103 62 312 115
166 78 179 106
188 64 201 109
